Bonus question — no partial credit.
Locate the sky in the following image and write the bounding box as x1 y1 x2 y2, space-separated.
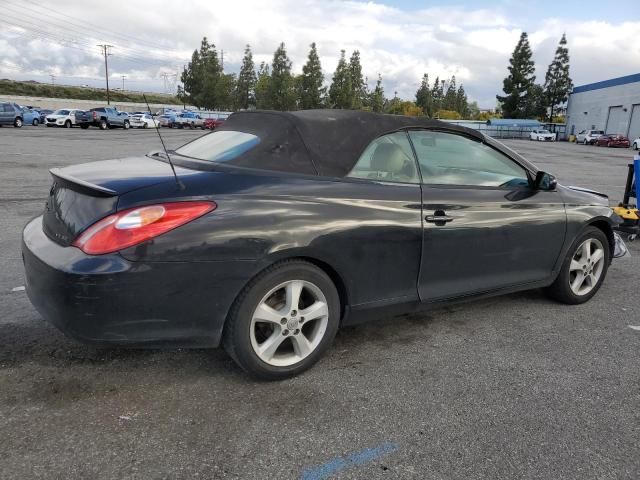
1 0 639 108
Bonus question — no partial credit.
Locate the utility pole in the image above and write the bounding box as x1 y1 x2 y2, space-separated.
97 44 113 104
121 75 126 91
220 49 224 70
49 74 56 86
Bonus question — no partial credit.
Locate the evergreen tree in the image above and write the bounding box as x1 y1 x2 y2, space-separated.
497 32 536 118
180 37 226 109
369 74 385 112
329 50 353 109
543 33 573 122
443 76 457 111
268 42 296 110
255 62 272 110
455 84 469 117
431 76 443 113
415 74 433 117
235 44 257 110
349 50 367 109
527 84 547 119
300 42 325 109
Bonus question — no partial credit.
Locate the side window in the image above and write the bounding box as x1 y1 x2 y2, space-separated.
409 130 529 188
347 132 419 184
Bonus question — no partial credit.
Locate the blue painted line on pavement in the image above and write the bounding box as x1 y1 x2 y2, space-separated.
300 442 399 480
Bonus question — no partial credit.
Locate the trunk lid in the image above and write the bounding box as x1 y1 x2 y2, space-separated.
42 155 188 246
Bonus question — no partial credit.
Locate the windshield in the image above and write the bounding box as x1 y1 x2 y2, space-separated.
175 131 260 162
539 129 550 134
53 110 70 115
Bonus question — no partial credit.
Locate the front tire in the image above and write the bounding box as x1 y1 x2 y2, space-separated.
223 260 340 380
544 226 610 305
14 117 23 128
123 120 130 130
32 119 39 126
64 120 72 128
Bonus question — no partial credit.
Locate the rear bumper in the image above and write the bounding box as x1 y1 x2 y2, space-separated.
22 216 251 348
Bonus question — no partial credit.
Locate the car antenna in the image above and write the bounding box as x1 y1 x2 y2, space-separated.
143 94 184 191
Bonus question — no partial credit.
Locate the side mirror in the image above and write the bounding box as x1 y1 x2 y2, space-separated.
533 171 558 191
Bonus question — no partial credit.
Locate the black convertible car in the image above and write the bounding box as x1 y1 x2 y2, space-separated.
22 110 625 379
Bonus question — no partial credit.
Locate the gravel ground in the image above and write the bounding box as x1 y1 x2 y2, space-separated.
1 127 639 479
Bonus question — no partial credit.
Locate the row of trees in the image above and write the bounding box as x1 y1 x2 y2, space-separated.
179 39 473 118
497 32 572 121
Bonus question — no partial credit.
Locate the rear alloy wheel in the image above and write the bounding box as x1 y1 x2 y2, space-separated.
99 119 108 130
64 120 72 128
545 226 609 304
14 117 23 128
123 120 130 130
224 261 340 380
32 119 39 126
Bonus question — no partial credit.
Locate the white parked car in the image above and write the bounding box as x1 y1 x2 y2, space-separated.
529 129 556 142
632 137 639 150
129 113 159 129
576 129 604 145
44 109 82 128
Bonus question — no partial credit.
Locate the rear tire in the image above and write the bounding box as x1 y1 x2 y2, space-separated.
544 226 610 305
32 119 39 126
14 117 23 128
99 119 108 130
223 260 340 380
123 120 130 130
64 120 72 128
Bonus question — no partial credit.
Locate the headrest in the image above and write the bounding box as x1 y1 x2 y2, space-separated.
370 143 407 173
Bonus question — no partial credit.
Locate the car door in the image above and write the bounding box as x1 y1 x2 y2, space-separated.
0 103 9 125
341 131 424 306
408 129 566 302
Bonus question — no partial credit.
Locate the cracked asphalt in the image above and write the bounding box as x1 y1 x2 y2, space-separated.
1 127 639 479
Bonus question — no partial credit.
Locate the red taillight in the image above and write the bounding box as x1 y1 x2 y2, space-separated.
72 201 216 255
92 111 97 120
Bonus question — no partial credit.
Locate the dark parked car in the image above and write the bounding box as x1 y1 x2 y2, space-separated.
0 102 27 127
75 107 131 130
595 134 630 148
38 109 54 123
22 110 626 379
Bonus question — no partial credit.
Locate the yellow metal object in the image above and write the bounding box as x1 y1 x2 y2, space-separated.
613 206 640 220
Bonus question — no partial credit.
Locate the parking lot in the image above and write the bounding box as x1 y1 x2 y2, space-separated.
1 127 639 479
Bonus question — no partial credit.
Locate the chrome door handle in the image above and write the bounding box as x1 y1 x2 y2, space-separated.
425 210 453 225
425 215 453 223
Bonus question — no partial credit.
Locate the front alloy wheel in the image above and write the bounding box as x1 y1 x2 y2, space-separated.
545 226 610 304
223 261 340 380
568 238 605 296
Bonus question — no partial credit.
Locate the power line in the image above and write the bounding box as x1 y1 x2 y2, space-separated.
2 13 185 69
14 0 178 53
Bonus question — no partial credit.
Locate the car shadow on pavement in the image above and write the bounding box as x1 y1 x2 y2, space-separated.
0 288 551 385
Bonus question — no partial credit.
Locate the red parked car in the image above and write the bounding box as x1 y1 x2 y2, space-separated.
595 134 630 148
204 118 225 130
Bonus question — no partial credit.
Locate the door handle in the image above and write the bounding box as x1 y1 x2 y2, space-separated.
425 210 454 225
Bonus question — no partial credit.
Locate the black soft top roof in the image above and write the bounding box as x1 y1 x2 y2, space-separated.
217 109 536 177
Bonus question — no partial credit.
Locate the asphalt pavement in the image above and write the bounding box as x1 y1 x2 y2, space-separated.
1 127 639 479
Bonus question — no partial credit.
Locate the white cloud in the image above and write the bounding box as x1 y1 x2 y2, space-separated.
0 0 639 108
